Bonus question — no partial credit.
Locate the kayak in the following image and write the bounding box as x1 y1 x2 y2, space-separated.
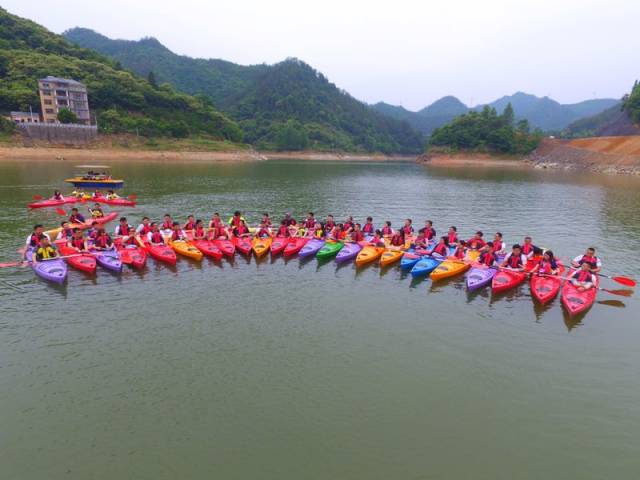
316 241 344 259
355 246 385 267
400 249 422 270
25 248 67 284
44 211 120 239
299 238 325 258
213 239 235 258
252 237 272 258
430 250 478 281
270 236 289 256
170 240 203 261
561 270 599 316
335 242 362 263
410 256 443 277
28 196 77 208
466 265 497 291
93 249 123 273
92 197 136 207
380 249 404 267
56 241 97 274
139 240 177 265
530 263 565 304
191 240 223 261
116 244 147 269
283 237 309 257
492 269 527 294
233 236 253 256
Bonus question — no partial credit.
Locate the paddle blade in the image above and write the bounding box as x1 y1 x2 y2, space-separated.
611 276 636 287
0 262 22 268
55 208 67 216
597 299 626 308
603 288 633 297
32 194 43 200
128 194 137 200
80 197 86 203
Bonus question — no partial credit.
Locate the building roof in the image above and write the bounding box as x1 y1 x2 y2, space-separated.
39 76 85 87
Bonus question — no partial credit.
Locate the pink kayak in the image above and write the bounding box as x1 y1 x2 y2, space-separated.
28 196 77 208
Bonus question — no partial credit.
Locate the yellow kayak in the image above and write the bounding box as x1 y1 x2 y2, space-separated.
380 249 404 267
170 240 203 261
252 237 272 257
356 246 385 267
430 250 480 281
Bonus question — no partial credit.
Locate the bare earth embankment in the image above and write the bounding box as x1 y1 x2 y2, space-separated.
416 151 526 168
528 136 640 175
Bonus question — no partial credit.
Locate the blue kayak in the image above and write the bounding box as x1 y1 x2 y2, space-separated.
400 249 422 270
410 256 444 277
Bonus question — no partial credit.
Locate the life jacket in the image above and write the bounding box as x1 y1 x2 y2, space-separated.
507 253 524 268
277 226 289 237
257 228 270 238
29 233 43 247
479 251 496 266
382 226 393 235
184 221 196 231
211 226 225 239
324 221 335 233
578 255 599 269
447 232 458 244
94 235 111 248
209 219 222 229
62 228 74 239
162 220 173 230
574 269 594 283
53 193 63 200
88 229 98 239
352 231 364 242
235 225 248 236
362 223 374 234
194 226 205 238
262 218 272 226
305 218 315 229
124 235 137 246
402 225 413 235
391 234 404 246
423 227 435 240
453 246 465 259
91 209 104 218
284 218 296 227
36 246 56 260
138 224 151 235
151 231 164 244
468 238 485 250
344 222 354 231
71 237 85 249
116 224 130 236
493 240 503 252
230 216 242 228
432 242 448 256
522 243 534 255
538 259 557 274
171 230 183 241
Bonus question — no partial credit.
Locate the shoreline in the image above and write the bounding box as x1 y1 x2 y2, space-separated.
417 152 528 169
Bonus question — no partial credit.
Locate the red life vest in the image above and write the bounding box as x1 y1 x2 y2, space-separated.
125 235 137 246
195 226 205 238
210 219 222 229
71 237 85 249
62 228 73 239
447 232 458 244
29 233 42 247
362 223 374 233
162 221 173 230
522 243 534 255
139 224 152 235
305 218 315 229
88 229 98 239
453 247 465 259
235 225 248 235
391 234 404 246
231 216 242 228
494 240 503 252
538 259 557 274
402 225 413 235
344 222 354 231
257 228 270 238
432 242 448 256
151 231 164 243
507 253 523 268
578 255 599 269
574 270 593 283
171 230 182 241
424 227 435 240
95 235 111 248
185 221 196 231
324 221 335 232
382 226 393 235
352 231 364 242
468 238 485 250
69 214 82 224
277 226 289 237
117 224 129 236
479 252 496 266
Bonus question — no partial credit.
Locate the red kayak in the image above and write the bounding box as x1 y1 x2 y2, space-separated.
270 236 289 255
92 197 136 207
191 240 223 261
233 236 252 256
213 239 235 258
79 211 119 228
530 263 565 304
28 196 77 209
283 237 309 257
138 239 176 265
561 270 599 316
492 268 527 294
56 241 96 274
116 243 147 269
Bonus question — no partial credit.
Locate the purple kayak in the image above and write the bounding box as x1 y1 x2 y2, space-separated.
466 266 497 291
26 247 67 284
335 242 362 263
299 239 325 258
94 249 123 273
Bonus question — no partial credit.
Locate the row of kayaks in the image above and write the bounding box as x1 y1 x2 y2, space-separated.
28 196 135 209
30 230 600 316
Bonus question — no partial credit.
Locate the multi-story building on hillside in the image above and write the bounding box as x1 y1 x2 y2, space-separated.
38 76 90 124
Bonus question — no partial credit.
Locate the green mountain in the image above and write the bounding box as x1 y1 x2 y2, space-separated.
64 28 424 153
0 8 242 142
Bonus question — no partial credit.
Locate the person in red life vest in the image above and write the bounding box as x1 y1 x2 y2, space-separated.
115 217 130 237
413 229 429 249
381 221 393 238
92 189 103 199
233 219 250 238
309 222 324 239
261 213 272 227
161 214 173 232
147 223 167 246
255 223 271 238
228 211 246 229
209 212 223 230
183 215 197 233
447 226 459 246
428 236 450 258
52 190 63 201
26 224 49 247
368 230 386 247
169 222 187 242
350 223 365 242
329 224 343 241
282 213 297 227
304 212 316 229
122 226 139 246
467 231 486 250
390 229 405 247
571 247 602 273
88 203 104 219
343 216 354 234
87 221 99 240
324 215 335 235
69 207 85 224
568 262 597 291
500 244 527 271
362 217 375 235
193 220 207 240
477 242 498 267
452 240 467 260
420 220 436 241
402 219 414 237
275 220 290 238
530 250 560 276
135 217 152 236
93 228 114 250
55 221 74 241
493 232 506 255
521 236 537 259
68 228 89 252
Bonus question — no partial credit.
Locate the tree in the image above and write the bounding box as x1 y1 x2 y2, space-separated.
502 102 515 126
147 70 158 89
57 108 78 124
275 120 309 151
516 119 530 134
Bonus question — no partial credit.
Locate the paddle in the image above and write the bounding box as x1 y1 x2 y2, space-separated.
32 194 43 200
538 273 633 297
55 207 67 216
127 194 137 200
597 299 626 308
0 261 24 268
596 273 636 287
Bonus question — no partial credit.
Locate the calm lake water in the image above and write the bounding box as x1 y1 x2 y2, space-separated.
1 159 639 479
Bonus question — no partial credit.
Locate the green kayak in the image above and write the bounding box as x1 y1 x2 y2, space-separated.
316 241 344 259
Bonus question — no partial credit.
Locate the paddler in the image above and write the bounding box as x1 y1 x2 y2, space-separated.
451 240 467 260
232 219 250 238
69 207 85 224
568 262 597 291
420 220 436 242
92 189 103 199
255 223 271 238
275 220 290 238
500 244 527 272
311 222 325 239
52 190 63 201
530 250 560 276
88 203 104 218
571 247 602 273
193 220 207 240
477 243 498 266
135 217 152 236
147 223 167 246
184 215 197 233
467 231 486 250
343 216 354 234
369 230 386 247
87 221 99 240
114 217 130 237
55 221 74 241
209 213 226 239
26 224 49 247
32 237 58 263
106 189 120 200
329 224 344 241
428 236 450 257
68 228 89 252
162 214 174 232
447 226 459 246
324 215 335 235
93 228 114 250
70 189 84 199
169 222 187 242
521 236 537 259
304 212 316 230
381 221 393 238
362 217 375 235
390 229 405 248
261 213 272 227
402 219 414 237
493 232 506 255
121 227 139 246
413 229 429 249
350 223 365 242
282 213 297 227
228 211 246 229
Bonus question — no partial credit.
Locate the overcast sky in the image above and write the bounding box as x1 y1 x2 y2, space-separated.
4 0 638 110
